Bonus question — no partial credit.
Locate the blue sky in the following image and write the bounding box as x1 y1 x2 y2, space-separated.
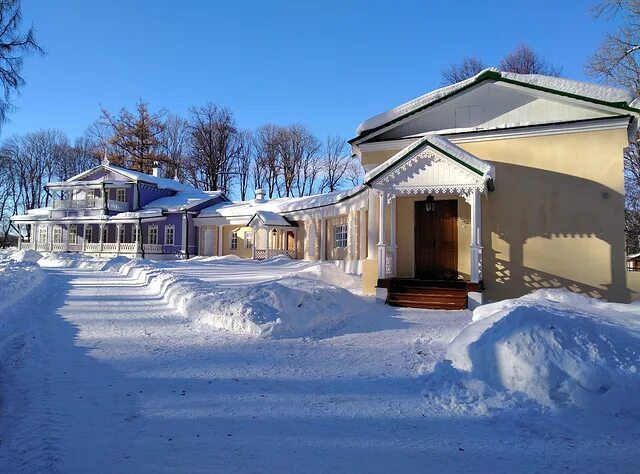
2 0 620 141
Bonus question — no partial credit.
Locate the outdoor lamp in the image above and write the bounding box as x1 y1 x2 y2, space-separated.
425 195 435 213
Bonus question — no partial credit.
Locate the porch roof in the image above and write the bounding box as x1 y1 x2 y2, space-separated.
247 211 297 228
364 134 495 196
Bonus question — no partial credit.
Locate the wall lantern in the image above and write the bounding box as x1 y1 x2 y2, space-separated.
425 195 436 213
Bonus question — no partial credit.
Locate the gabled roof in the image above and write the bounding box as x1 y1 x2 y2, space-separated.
67 163 196 193
353 69 639 144
247 211 297 228
143 191 224 213
364 134 495 186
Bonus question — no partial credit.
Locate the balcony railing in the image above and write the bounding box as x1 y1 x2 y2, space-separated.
107 200 128 212
52 198 97 210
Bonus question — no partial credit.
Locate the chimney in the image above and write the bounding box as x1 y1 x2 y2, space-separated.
254 188 266 201
152 162 163 178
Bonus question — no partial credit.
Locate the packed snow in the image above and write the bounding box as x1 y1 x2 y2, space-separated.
0 252 639 472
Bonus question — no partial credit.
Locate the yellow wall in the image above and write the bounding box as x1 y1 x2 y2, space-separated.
221 225 254 259
360 128 629 302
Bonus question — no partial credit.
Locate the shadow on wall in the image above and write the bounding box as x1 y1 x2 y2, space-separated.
484 162 628 303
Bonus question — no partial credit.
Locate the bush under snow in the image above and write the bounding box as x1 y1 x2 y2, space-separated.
428 289 640 416
118 259 367 337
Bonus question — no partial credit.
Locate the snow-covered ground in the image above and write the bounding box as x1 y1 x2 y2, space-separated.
0 252 639 472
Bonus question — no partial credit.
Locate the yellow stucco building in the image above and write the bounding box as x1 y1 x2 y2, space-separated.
194 69 639 307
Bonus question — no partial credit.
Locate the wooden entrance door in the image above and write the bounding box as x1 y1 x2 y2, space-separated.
414 199 458 279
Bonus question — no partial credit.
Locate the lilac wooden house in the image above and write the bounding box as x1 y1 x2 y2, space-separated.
11 160 226 259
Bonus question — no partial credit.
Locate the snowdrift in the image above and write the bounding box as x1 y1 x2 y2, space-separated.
37 253 131 271
117 259 367 337
432 289 640 416
0 259 45 312
10 249 43 263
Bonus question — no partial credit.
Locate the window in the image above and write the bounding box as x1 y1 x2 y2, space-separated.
119 225 125 243
53 226 62 244
230 231 238 250
333 224 347 248
38 226 48 244
84 226 92 243
116 188 126 202
148 225 158 245
245 231 252 249
165 225 175 246
69 225 78 245
102 226 108 243
86 189 95 200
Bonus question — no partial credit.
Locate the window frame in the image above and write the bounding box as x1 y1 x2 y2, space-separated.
53 225 63 244
38 226 48 244
84 226 92 243
164 225 175 246
119 225 125 243
333 223 348 248
69 225 78 245
148 225 158 245
116 188 126 203
230 231 238 250
102 226 108 243
245 231 252 249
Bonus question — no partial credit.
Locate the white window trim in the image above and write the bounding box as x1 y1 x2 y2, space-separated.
164 225 175 246
333 223 347 248
230 231 238 250
148 225 158 245
38 226 48 244
53 225 63 244
245 231 252 249
84 226 92 243
69 225 78 245
116 188 126 202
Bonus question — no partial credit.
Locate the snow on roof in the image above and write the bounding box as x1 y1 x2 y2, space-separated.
355 68 637 138
68 163 196 193
143 191 223 213
199 186 366 220
248 210 295 227
364 134 495 184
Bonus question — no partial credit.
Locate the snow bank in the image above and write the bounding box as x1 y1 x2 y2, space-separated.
37 253 131 271
434 289 640 416
118 259 367 337
10 249 43 263
0 260 45 312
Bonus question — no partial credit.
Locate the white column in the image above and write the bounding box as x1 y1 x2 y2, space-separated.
217 225 224 256
377 190 387 279
99 223 105 253
389 195 397 277
181 213 188 256
116 223 122 254
319 218 326 260
251 228 256 259
82 224 87 252
266 226 271 258
48 225 53 252
359 209 366 260
470 189 482 284
367 189 378 260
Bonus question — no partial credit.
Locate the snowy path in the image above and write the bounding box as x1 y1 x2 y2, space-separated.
1 267 639 472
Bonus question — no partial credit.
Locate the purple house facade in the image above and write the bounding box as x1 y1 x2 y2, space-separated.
11 161 227 259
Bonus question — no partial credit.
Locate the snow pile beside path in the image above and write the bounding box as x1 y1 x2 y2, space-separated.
0 260 45 312
10 249 43 263
37 253 131 271
431 289 640 416
294 261 361 293
118 259 367 337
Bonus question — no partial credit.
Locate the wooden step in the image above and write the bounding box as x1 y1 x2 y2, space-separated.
382 278 479 310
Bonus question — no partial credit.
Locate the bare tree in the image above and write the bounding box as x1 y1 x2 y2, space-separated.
101 100 167 172
499 44 561 75
253 124 281 198
236 130 253 200
442 56 486 85
0 0 43 127
319 135 352 193
160 114 189 179
186 103 240 194
587 0 640 251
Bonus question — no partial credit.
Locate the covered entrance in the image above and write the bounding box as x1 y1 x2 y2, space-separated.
362 135 495 308
414 199 458 280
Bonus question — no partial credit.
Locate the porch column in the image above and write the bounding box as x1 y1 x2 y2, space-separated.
48 225 53 252
367 189 378 261
116 223 122 254
470 189 482 283
134 224 141 254
217 225 224 257
319 218 326 260
359 209 366 260
389 195 397 277
266 226 271 258
251 228 256 259
33 224 38 251
82 224 87 252
63 224 69 251
181 213 188 256
99 223 105 253
377 190 387 279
